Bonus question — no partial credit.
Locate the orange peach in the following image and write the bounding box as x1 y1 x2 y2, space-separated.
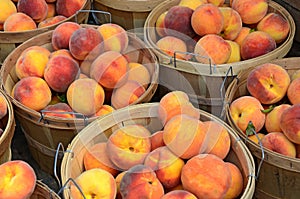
0 0 17 29
49 49 75 60
156 36 188 60
106 124 152 170
115 171 126 199
38 15 66 28
219 7 242 40
248 133 265 144
161 190 197 199
12 76 52 111
66 78 105 116
90 51 129 89
155 11 168 37
94 104 115 117
0 160 36 199
127 62 150 89
287 78 300 105
150 130 165 151
233 26 251 46
261 132 296 157
191 4 224 36
15 46 51 79
41 102 75 118
280 104 300 144
46 3 56 18
226 40 241 63
119 164 164 199
56 0 85 18
207 0 225 6
0 95 8 120
144 146 185 189
224 162 244 199
178 0 207 11
181 154 231 198
265 104 291 133
246 63 290 104
229 96 266 133
44 55 80 92
3 12 37 31
17 0 48 22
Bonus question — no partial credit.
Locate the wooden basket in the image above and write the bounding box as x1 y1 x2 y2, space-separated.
60 102 256 199
143 0 295 117
30 181 61 199
0 24 159 175
0 147 11 164
225 57 300 199
0 0 91 65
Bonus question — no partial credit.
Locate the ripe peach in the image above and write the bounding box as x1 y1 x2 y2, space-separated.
287 78 300 105
66 78 105 116
42 103 75 118
94 104 115 117
15 46 51 79
46 2 56 18
265 104 291 133
17 0 48 22
12 76 52 111
115 171 126 199
208 0 225 6
97 23 129 52
261 132 296 157
233 26 251 46
191 4 224 36
50 49 75 60
38 15 66 28
0 160 36 199
155 11 168 37
194 34 231 64
178 0 207 11
119 164 164 199
248 133 265 144
226 40 241 63
150 130 165 151
106 124 152 170
181 154 231 198
246 63 290 104
90 51 129 89
3 12 37 31
0 95 8 119
127 62 150 89
229 96 265 133
224 162 244 199
219 7 242 40
280 104 300 144
231 0 268 24
144 146 185 189
51 21 81 50
56 0 85 18
161 190 197 199
0 0 17 29
156 36 188 60
44 55 80 92
241 31 276 60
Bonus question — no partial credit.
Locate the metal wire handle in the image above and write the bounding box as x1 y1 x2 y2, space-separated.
57 177 86 199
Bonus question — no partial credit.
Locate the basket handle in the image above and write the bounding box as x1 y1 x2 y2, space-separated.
57 177 86 199
219 66 234 120
39 110 89 126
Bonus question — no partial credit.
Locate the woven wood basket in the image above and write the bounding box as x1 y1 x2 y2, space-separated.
143 0 295 118
225 57 300 199
30 181 61 199
0 24 159 175
60 102 255 199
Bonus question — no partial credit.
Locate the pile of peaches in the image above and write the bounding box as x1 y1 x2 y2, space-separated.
154 0 290 64
229 63 300 158
69 91 246 199
0 0 85 31
11 22 153 119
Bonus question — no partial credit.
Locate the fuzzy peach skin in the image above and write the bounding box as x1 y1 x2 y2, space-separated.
106 124 152 170
0 95 8 119
144 146 185 189
0 0 17 30
70 168 117 199
229 96 266 133
280 104 300 144
233 26 251 46
127 62 150 89
46 2 56 18
17 0 48 22
261 132 296 157
155 11 168 37
287 78 300 105
115 171 126 199
265 104 291 133
208 0 225 6
246 63 290 105
224 162 244 199
150 130 165 151
226 40 241 63
219 7 242 40
181 154 231 198
3 12 37 31
50 49 75 60
161 190 197 199
38 15 66 28
66 78 105 116
42 103 75 118
231 0 268 24
94 104 115 117
156 36 189 60
12 76 52 111
178 0 207 11
119 164 164 199
56 0 85 18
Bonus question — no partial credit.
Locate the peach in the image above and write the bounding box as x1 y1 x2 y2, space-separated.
194 34 231 64
106 124 152 170
233 26 251 46
246 63 290 104
265 104 291 133
97 23 129 52
69 27 104 61
79 59 92 76
164 5 196 40
163 114 207 159
181 154 231 198
224 162 244 199
156 36 188 60
231 0 268 24
46 3 56 18
38 15 66 28
280 104 300 144
161 190 197 199
158 90 200 125
261 132 296 157
15 46 51 79
191 4 224 36
90 51 129 89
0 95 8 119
226 40 241 63
178 0 207 11
144 146 185 189
248 133 265 144
150 130 165 151
17 0 48 22
287 78 300 105
41 102 75 118
257 12 290 44
127 62 150 89
229 96 265 133
207 0 225 6
44 55 80 92
202 120 231 159
0 160 36 199
3 12 37 31
219 7 242 40
119 164 164 199
94 104 115 117
83 142 120 177
70 168 117 199
155 11 168 37
241 31 276 60
56 0 85 18
50 49 75 60
12 76 52 111
0 0 17 28
66 78 105 116
51 21 81 50
115 171 126 199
